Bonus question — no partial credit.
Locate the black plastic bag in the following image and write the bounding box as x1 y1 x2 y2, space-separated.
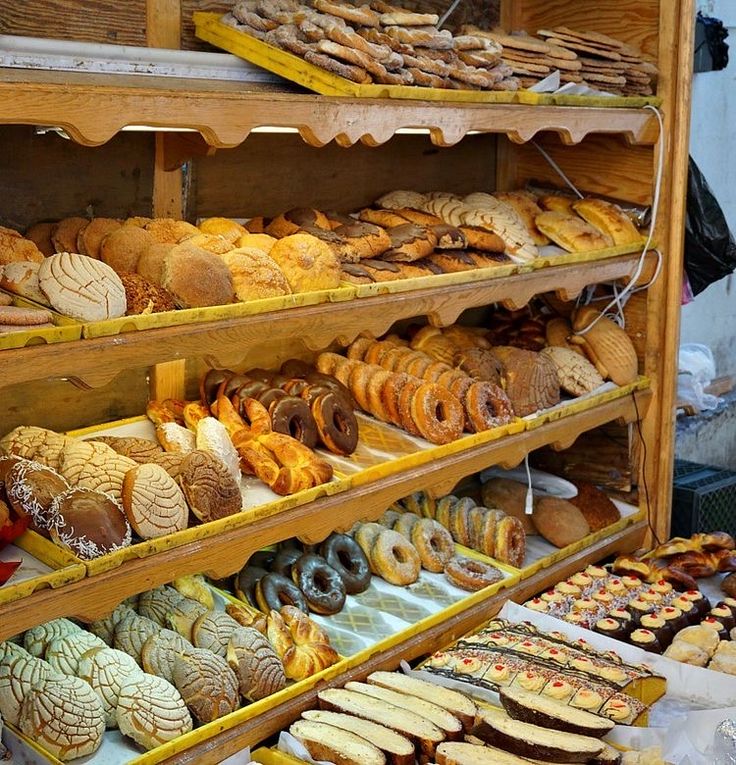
684 156 736 296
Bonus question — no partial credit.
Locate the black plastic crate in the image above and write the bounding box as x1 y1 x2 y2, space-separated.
672 459 736 538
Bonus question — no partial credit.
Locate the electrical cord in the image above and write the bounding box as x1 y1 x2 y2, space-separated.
632 391 662 548
438 0 462 29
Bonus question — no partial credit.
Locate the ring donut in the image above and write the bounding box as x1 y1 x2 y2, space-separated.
320 533 371 594
449 497 475 546
398 378 423 436
280 358 312 378
379 508 403 528
270 396 319 449
423 361 453 382
410 383 464 444
381 372 412 427
348 364 374 412
312 392 358 455
256 572 309 613
478 508 503 558
292 553 346 615
494 515 526 568
366 368 393 422
405 355 433 379
370 529 421 586
380 347 412 372
411 518 455 573
235 566 268 607
332 358 360 388
464 381 514 432
393 512 420 540
434 495 458 530
364 341 397 366
247 550 275 569
256 387 287 410
346 337 374 361
444 556 503 591
283 378 311 396
271 548 302 576
437 369 468 388
245 368 276 384
354 522 385 573
200 368 235 406
305 372 353 401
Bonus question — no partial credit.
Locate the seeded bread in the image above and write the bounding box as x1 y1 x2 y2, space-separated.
302 710 415 765
289 719 386 765
367 671 477 731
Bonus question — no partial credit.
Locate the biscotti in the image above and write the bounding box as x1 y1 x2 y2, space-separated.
436 741 540 765
289 719 387 765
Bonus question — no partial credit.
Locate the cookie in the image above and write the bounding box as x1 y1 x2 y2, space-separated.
0 305 52 325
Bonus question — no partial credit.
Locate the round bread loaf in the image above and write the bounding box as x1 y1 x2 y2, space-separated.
220 247 291 302
180 232 234 255
0 426 70 471
0 226 44 265
0 648 55 726
173 648 240 723
20 675 105 760
57 438 118 485
145 218 199 244
116 673 192 750
136 241 174 285
77 218 122 258
45 631 106 676
25 221 55 257
50 217 88 254
140 628 192 682
78 647 144 727
236 232 277 253
121 463 189 539
38 252 127 321
165 597 208 641
199 217 246 243
162 242 234 308
100 225 154 273
268 233 341 293
23 618 81 658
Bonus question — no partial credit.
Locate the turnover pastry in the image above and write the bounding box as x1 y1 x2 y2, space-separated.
173 648 240 723
220 247 291 301
572 198 643 246
535 210 614 252
268 233 342 292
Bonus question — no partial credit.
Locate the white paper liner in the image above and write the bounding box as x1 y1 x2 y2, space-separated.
1 543 53 586
529 71 619 98
278 731 331 765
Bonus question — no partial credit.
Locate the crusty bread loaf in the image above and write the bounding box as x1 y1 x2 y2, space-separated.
472 711 605 763
289 719 386 765
302 710 415 765
366 671 476 732
345 681 462 739
318 688 445 756
437 741 537 765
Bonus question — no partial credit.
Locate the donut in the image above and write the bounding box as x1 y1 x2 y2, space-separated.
346 337 374 360
411 518 455 573
449 497 474 546
291 553 346 615
280 358 313 378
434 495 457 530
247 550 276 569
245 367 276 384
258 387 288 410
366 368 393 422
437 369 467 388
467 506 486 551
398 378 423 436
354 522 385 567
478 508 503 558
370 529 421 586
464 381 515 432
405 355 433 379
200 368 235 406
379 508 403 528
449 376 474 417
494 515 526 568
380 347 412 372
381 372 412 427
423 361 453 382
305 372 354 403
320 533 371 594
282 378 310 396
393 512 420 540
235 566 268 607
312 392 358 455
270 396 319 449
410 383 464 445
348 364 374 412
220 374 256 401
364 341 396 366
444 556 503 591
256 572 309 613
271 548 302 576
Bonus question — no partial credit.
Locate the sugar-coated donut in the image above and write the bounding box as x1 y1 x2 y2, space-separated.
380 347 413 372
411 518 455 573
381 372 412 427
434 495 458 530
410 383 464 444
256 572 308 613
348 364 373 412
449 497 475 547
312 392 358 455
365 368 393 422
320 533 371 594
370 529 421 586
479 508 504 558
354 523 384 574
291 553 346 615
464 381 515 432
398 378 423 436
346 337 374 361
494 515 526 568
393 512 420 540
444 556 503 591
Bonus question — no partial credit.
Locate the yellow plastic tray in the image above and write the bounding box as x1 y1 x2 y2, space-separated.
252 748 304 765
527 240 650 270
0 291 82 351
516 90 662 108
194 12 517 104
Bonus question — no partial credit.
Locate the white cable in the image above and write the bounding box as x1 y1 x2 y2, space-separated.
523 453 534 515
438 0 462 28
532 141 585 199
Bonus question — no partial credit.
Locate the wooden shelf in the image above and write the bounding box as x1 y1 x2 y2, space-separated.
0 384 650 641
0 69 660 148
158 520 647 765
0 251 652 391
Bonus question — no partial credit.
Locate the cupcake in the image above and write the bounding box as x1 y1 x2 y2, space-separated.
701 616 729 640
592 589 616 608
584 565 609 582
722 597 736 619
639 613 672 647
622 575 643 591
650 579 674 597
658 606 687 635
570 572 593 590
594 617 628 642
556 580 583 597
564 612 588 627
710 604 736 631
607 578 626 596
671 596 700 625
630 628 663 654
639 588 664 605
681 590 711 618
627 597 654 624
609 608 635 635
524 598 550 613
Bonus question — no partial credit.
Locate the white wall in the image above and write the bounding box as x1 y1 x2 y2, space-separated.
680 0 736 376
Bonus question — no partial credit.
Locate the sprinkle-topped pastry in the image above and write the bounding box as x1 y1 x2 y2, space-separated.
572 598 598 614
709 605 735 631
607 578 626 596
563 612 587 626
542 679 574 700
584 565 608 581
639 588 663 604
571 687 603 710
541 590 566 604
621 575 642 590
524 598 550 613
630 629 662 654
515 670 546 693
570 572 593 589
650 579 673 596
592 589 615 606
556 580 583 597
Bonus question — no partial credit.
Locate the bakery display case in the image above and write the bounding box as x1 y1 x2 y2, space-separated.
0 0 696 762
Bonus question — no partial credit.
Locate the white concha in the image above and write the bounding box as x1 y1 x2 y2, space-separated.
0 649 55 726
23 618 81 658
45 632 106 677
78 647 144 728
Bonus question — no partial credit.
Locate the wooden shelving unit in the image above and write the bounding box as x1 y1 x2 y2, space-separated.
0 0 694 760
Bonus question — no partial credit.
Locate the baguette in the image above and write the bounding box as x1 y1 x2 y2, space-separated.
499 687 614 738
345 681 462 739
437 741 538 765
289 719 386 765
367 671 477 731
318 688 445 756
302 710 415 765
472 710 605 763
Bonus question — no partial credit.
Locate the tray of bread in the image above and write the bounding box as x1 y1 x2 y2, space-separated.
0 577 349 764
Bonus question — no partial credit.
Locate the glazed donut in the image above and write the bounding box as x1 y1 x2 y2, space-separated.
494 515 526 568
398 378 423 436
245 367 276 384
256 572 309 613
232 382 269 414
354 523 385 573
379 347 412 372
271 548 302 576
280 358 313 378
316 352 345 376
332 357 360 389
283 378 310 396
467 506 486 552
370 529 421 586
320 533 371 594
410 383 464 445
247 550 276 569
411 518 455 573
381 372 411 427
444 556 503 591
200 368 235 406
449 498 474 547
292 553 346 615
348 364 373 412
366 368 393 422
393 512 420 540
437 369 468 389
312 392 358 455
305 372 353 403
270 396 319 449
364 341 397 366
434 495 458 530
464 381 514 433
300 383 329 406
258 387 288 410
405 355 433 379
235 566 268 607
449 375 474 406
346 337 374 361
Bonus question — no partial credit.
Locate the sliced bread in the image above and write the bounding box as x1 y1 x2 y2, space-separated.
288 719 386 765
302 710 415 765
500 687 614 738
318 688 445 756
472 710 605 763
345 681 463 739
437 741 536 765
367 671 477 731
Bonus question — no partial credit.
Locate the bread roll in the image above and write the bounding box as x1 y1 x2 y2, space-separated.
220 247 291 302
161 242 235 308
268 233 342 292
532 496 590 548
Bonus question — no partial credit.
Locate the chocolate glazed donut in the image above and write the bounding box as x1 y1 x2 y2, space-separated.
232 381 270 416
270 396 319 449
281 358 313 378
200 368 235 406
312 392 359 455
271 548 302 576
257 387 288 410
256 572 309 613
235 565 268 607
219 374 254 401
292 553 346 615
320 533 371 594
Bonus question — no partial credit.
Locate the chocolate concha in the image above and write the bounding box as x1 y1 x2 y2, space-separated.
113 611 160 664
121 462 189 539
19 675 105 760
0 426 70 471
5 459 69 533
454 347 503 384
173 648 240 723
166 596 209 641
78 647 144 728
140 628 192 683
192 611 241 657
45 632 106 676
23 618 81 657
227 626 286 701
492 345 560 416
117 673 192 750
147 450 186 479
93 436 163 462
177 450 242 523
87 603 136 645
48 487 132 560
0 649 55 725
138 585 185 626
